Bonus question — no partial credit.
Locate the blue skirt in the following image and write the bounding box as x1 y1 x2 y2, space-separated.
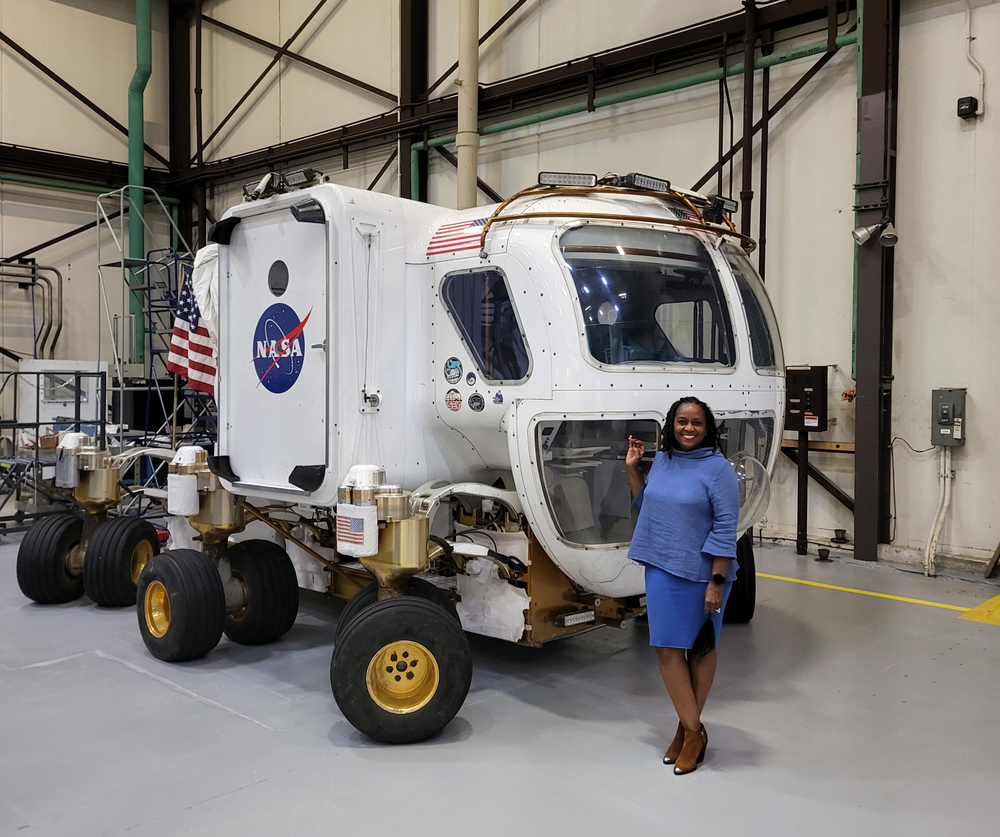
644 565 733 649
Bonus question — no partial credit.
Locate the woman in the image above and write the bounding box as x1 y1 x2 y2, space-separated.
626 396 739 775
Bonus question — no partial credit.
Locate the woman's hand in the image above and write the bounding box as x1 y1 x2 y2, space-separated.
704 582 724 615
626 436 645 468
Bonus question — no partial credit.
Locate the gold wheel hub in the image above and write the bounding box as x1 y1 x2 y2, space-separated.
144 581 170 638
366 640 440 714
130 540 153 584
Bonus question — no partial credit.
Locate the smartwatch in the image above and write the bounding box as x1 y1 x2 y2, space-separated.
711 573 726 585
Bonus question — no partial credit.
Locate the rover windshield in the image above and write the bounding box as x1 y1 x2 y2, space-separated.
536 415 775 547
559 226 736 368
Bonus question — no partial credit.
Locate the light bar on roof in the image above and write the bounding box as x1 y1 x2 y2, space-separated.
618 172 671 193
538 171 598 187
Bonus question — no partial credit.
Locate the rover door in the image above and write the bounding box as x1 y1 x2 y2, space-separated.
221 204 329 492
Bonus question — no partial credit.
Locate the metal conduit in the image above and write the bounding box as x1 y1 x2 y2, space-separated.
411 32 859 198
0 265 63 358
0 272 48 358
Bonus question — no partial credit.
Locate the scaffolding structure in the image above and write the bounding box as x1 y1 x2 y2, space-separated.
95 187 216 518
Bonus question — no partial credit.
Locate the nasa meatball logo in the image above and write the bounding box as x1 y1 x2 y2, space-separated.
253 303 311 393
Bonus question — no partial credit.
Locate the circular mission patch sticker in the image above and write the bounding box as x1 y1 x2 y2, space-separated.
253 303 311 393
445 389 462 411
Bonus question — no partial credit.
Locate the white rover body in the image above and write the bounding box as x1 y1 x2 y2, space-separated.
146 175 784 743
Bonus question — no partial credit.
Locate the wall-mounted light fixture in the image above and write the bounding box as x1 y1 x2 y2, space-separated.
852 220 898 248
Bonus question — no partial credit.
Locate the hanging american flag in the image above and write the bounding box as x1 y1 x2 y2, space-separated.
426 217 488 257
336 514 366 544
166 265 216 395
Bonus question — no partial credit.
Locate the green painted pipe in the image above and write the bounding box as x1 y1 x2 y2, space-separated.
128 0 152 365
0 173 110 196
0 172 180 203
410 33 858 200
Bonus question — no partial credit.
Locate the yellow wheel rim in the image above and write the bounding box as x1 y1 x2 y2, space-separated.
145 581 170 638
366 640 440 714
130 540 154 584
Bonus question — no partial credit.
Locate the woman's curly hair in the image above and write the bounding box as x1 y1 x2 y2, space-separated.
659 396 721 458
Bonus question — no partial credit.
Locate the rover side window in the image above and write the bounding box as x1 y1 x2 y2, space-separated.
722 244 784 372
441 270 530 382
537 419 660 546
717 415 775 468
560 225 735 367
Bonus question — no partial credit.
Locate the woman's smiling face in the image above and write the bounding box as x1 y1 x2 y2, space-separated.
673 403 707 451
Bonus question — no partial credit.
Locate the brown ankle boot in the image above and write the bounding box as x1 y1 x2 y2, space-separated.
673 725 707 775
663 722 685 765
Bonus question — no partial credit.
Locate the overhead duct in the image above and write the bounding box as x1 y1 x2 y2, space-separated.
456 0 480 209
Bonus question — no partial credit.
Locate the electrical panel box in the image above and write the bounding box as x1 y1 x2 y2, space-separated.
931 388 966 447
958 96 979 119
785 366 829 433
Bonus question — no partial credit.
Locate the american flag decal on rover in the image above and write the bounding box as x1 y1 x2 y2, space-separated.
670 203 701 223
336 515 365 544
426 217 488 256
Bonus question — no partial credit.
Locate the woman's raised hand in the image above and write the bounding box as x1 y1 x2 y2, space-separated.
626 435 645 468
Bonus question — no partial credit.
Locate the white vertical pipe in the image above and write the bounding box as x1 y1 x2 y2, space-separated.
456 0 480 209
965 0 986 116
924 447 946 576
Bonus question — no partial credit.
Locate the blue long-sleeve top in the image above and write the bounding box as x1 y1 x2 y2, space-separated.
628 447 740 582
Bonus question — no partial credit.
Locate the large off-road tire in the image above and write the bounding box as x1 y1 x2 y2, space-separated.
332 597 473 744
723 532 757 624
137 549 225 662
83 516 160 607
334 578 460 644
223 539 300 645
16 514 84 604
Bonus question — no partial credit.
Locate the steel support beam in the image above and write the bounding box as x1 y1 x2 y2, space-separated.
693 45 842 192
191 0 332 165
433 145 503 203
168 1 194 243
366 148 398 191
0 143 168 191
0 30 169 168
399 0 429 200
782 448 855 512
201 15 396 103
425 0 529 99
740 1 757 237
1 212 121 264
854 0 899 559
176 0 850 187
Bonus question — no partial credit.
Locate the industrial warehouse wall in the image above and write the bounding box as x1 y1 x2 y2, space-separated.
0 0 172 372
2 1 997 566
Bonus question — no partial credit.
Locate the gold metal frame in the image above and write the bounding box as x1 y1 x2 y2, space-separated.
475 183 749 257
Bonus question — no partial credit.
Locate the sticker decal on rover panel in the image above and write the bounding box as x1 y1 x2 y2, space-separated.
493 391 503 405
468 393 485 412
466 372 476 386
445 389 463 411
444 357 463 384
253 303 311 393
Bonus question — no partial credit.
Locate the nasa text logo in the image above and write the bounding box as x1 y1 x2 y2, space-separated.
253 303 311 393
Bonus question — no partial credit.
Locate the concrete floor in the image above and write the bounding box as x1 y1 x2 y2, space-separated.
1 539 998 837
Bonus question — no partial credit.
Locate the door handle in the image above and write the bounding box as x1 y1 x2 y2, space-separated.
311 340 327 351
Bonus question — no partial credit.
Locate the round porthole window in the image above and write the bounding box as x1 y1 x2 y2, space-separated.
268 260 289 296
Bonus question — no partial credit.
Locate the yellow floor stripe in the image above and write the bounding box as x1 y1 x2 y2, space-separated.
757 573 971 612
959 594 1000 625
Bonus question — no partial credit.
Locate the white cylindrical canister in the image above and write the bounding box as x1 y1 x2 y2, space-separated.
167 473 200 516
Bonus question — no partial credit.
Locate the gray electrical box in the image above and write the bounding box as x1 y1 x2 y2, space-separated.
931 388 966 447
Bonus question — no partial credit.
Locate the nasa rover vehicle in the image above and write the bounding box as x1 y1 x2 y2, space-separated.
138 171 784 744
